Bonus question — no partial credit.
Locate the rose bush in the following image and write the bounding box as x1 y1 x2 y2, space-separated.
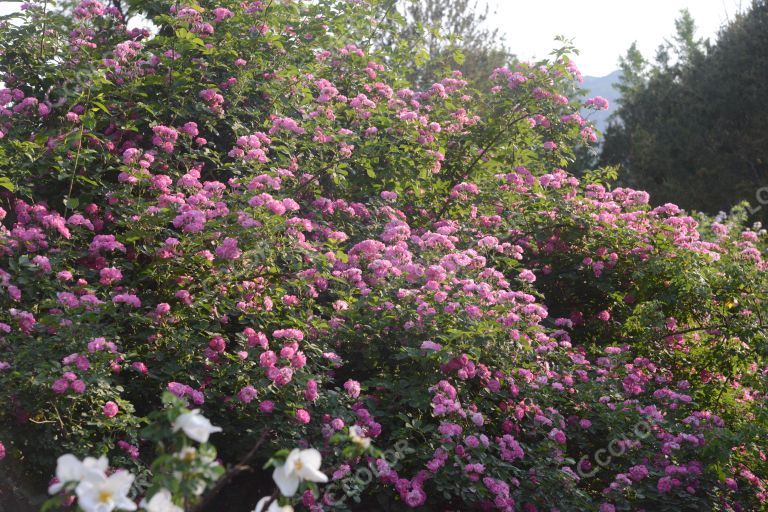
0 0 767 510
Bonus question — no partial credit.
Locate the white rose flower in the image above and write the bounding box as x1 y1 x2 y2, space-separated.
48 454 109 495
272 448 328 497
171 410 222 443
175 446 198 462
75 469 137 512
172 446 216 496
139 488 182 512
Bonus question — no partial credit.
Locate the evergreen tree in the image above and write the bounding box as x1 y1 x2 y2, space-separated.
601 2 768 219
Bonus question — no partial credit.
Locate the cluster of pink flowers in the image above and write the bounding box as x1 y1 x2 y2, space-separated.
199 89 225 114
167 382 205 405
151 125 178 153
269 116 306 135
173 6 214 36
72 0 106 20
228 132 271 163
215 237 242 260
585 96 610 110
52 372 87 395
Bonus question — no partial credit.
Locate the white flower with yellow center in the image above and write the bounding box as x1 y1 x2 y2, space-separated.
75 469 137 512
176 446 198 462
172 446 216 496
272 448 328 497
48 454 109 495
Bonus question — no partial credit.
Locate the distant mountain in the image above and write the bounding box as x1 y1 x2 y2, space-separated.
580 70 622 133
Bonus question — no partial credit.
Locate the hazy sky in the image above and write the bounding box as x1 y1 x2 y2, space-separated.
0 0 748 77
486 0 747 77
0 2 16 16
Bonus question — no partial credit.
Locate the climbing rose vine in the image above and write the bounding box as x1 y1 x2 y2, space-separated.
0 0 766 510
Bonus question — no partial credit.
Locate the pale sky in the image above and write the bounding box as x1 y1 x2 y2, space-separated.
0 0 748 77
486 0 747 77
0 2 16 16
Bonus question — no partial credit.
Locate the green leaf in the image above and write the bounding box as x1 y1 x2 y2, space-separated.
91 100 110 114
77 175 99 186
0 176 14 192
63 197 79 209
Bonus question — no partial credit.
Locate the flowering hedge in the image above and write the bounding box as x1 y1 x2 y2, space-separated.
1 0 767 511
